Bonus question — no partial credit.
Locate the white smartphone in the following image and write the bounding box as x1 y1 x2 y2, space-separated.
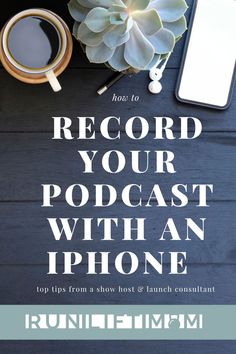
176 0 236 110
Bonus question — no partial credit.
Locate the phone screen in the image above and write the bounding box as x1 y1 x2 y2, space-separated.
176 0 236 109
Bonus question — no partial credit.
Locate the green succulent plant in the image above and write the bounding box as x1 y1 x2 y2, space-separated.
68 0 188 71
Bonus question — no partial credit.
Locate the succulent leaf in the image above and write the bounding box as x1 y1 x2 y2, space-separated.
132 9 162 36
77 0 95 9
85 7 110 32
86 42 115 62
72 21 80 37
109 4 127 11
124 23 155 69
150 0 188 22
108 44 130 71
127 0 151 12
68 0 90 22
123 17 134 34
160 53 169 60
76 22 105 46
145 53 161 69
68 0 188 71
110 13 126 24
103 24 130 48
175 35 182 43
163 16 187 37
89 0 125 8
148 28 175 54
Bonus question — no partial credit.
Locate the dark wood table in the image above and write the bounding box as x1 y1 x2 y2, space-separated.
0 0 235 352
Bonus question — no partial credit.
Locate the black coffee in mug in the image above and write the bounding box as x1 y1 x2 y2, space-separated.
0 9 73 92
7 16 61 69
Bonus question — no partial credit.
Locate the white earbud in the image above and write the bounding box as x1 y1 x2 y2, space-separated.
148 52 171 95
148 80 162 94
149 67 163 81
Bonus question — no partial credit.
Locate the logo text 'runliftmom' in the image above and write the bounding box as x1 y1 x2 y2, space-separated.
25 313 203 330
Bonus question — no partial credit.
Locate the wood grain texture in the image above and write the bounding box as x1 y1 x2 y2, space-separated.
0 265 234 304
0 133 235 200
0 69 236 132
0 0 235 350
0 202 235 265
0 340 235 354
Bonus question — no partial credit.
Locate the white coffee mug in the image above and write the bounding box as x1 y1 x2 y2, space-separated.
0 9 73 92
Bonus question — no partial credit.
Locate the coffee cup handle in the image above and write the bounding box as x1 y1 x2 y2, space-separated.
45 70 62 92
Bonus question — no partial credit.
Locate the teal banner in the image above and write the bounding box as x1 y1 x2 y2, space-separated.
0 305 235 340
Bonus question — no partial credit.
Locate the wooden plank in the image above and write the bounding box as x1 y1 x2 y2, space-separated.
0 202 235 265
0 264 234 304
0 132 235 201
1 68 236 133
0 1 235 350
0 341 235 354
0 0 193 69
